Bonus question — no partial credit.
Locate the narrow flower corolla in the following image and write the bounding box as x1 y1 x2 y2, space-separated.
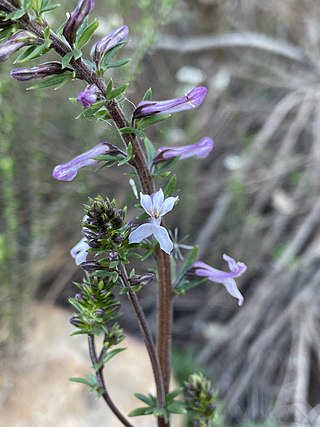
0 30 37 62
191 254 247 306
129 189 178 254
70 237 90 265
153 137 214 164
63 0 95 45
52 142 119 181
133 86 207 120
77 83 99 108
10 62 68 81
91 25 129 66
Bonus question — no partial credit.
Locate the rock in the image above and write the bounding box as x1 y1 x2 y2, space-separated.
0 304 183 427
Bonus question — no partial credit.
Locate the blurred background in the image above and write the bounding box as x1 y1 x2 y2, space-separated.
1 0 320 426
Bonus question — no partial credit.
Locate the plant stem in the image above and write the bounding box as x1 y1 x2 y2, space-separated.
118 263 166 408
10 7 174 425
88 335 135 427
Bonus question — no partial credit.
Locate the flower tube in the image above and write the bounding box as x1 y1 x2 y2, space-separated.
91 25 129 66
10 62 68 81
153 137 214 163
63 0 95 45
0 30 37 62
133 86 207 120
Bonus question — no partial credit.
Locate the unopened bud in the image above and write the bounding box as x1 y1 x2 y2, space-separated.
10 62 67 81
63 0 95 45
0 30 37 62
91 25 129 66
69 316 81 326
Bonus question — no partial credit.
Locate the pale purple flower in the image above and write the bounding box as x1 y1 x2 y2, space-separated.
129 188 178 254
52 142 119 181
153 137 214 164
133 86 207 120
0 30 37 62
192 254 247 306
10 62 66 81
77 84 99 108
63 0 95 45
70 237 90 265
91 25 129 66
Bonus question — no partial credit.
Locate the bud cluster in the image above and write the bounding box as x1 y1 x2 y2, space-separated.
69 274 122 337
184 373 217 427
82 195 129 265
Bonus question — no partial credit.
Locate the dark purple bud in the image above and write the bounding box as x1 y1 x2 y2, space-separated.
69 316 81 326
0 30 37 62
52 142 119 181
129 272 154 286
10 62 67 81
80 261 107 272
113 233 124 243
77 83 99 108
91 25 129 66
0 16 13 29
63 0 95 45
153 137 214 164
108 250 118 261
95 309 104 316
75 293 84 301
133 86 207 120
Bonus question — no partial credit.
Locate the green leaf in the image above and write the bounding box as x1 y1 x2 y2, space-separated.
0 28 14 42
76 19 99 49
107 57 131 69
143 87 152 101
164 175 177 197
99 41 128 70
136 114 171 130
128 407 154 417
134 393 156 406
167 401 187 414
40 3 60 13
13 44 47 63
93 348 126 370
154 156 179 175
73 47 82 60
26 72 73 90
119 127 136 135
107 83 129 100
142 136 156 166
166 387 184 402
61 51 73 69
5 9 26 20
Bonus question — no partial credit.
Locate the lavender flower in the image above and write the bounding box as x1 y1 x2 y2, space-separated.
52 142 119 181
129 188 178 254
153 137 214 164
0 30 37 62
70 237 90 265
191 254 247 306
133 86 207 120
10 62 67 81
63 0 95 45
77 83 99 108
91 25 129 66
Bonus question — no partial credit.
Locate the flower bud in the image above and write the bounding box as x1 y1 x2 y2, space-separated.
91 25 129 66
0 16 13 29
63 0 95 45
10 62 68 81
69 316 81 327
0 30 37 62
129 272 154 287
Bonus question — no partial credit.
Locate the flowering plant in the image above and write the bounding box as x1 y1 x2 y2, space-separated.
0 1 246 426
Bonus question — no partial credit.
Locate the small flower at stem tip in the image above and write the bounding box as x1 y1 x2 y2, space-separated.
10 62 68 81
52 142 119 181
153 137 214 164
91 25 129 67
77 83 99 108
191 254 247 306
133 86 207 120
129 188 178 254
63 0 95 45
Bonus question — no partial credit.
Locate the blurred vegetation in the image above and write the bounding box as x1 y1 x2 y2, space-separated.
2 0 320 426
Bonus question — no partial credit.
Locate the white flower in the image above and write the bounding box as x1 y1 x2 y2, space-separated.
70 237 90 265
129 188 178 254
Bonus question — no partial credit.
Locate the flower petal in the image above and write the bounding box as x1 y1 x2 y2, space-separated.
159 195 179 216
70 237 90 265
222 279 244 306
140 193 153 217
129 223 154 244
150 188 164 216
153 225 173 254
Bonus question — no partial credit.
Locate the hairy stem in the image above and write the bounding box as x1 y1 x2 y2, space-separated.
88 335 135 427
